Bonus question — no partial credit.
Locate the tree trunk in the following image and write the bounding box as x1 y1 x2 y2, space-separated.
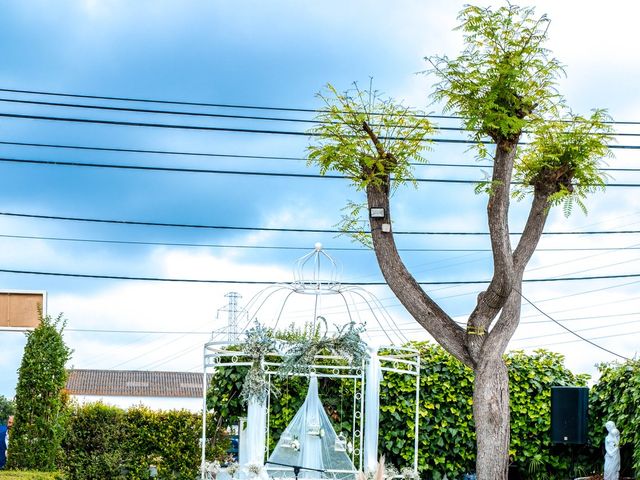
473 356 510 480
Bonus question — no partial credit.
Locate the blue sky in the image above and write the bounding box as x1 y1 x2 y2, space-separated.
1 0 640 398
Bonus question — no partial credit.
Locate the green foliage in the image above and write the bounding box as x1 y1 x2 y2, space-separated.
279 321 367 376
589 359 640 478
239 323 277 404
61 403 126 479
307 83 434 241
0 395 15 423
61 403 229 480
8 313 72 471
208 338 585 480
428 4 563 146
308 83 434 190
233 322 366 404
514 109 614 215
506 350 588 479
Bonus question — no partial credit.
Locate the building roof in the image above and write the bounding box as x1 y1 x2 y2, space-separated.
66 369 205 398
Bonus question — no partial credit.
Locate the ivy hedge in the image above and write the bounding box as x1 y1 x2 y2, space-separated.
207 342 588 480
60 403 229 480
589 358 640 478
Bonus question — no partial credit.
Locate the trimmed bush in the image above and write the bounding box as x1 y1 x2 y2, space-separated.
8 313 72 471
61 403 229 480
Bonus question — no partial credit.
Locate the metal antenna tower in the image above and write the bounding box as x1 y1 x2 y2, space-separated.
223 291 241 342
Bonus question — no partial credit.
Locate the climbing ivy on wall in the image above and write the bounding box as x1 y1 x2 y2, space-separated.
589 359 640 478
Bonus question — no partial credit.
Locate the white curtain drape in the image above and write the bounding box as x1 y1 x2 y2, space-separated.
244 397 267 466
363 344 382 473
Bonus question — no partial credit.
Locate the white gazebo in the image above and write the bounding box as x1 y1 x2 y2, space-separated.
201 245 421 480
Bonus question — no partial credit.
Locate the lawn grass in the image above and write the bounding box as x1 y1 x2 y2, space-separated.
0 472 64 479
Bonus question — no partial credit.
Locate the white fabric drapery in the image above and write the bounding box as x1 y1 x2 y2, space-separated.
363 344 383 473
243 397 267 467
267 375 355 479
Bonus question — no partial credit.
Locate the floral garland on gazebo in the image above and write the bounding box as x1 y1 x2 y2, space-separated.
238 320 367 403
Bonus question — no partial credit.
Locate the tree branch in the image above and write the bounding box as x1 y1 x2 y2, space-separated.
513 188 551 271
484 187 551 355
465 138 518 360
366 182 472 367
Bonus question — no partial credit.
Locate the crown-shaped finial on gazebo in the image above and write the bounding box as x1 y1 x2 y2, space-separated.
292 243 341 294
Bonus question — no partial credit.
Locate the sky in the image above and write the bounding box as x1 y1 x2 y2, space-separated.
0 0 639 399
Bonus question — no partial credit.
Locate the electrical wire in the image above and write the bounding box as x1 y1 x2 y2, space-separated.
2 267 640 284
3 96 640 139
1 140 638 173
516 289 630 360
1 156 639 187
4 211 640 236
4 86 640 126
5 232 640 253
1 112 639 149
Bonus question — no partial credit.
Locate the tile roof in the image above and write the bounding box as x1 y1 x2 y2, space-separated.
66 369 206 398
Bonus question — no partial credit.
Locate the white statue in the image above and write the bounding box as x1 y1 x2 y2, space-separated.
604 420 620 480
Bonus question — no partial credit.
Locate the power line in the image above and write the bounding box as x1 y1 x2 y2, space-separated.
3 96 640 139
4 156 640 186
4 232 640 253
1 112 639 149
517 289 630 360
1 267 640 285
1 140 638 173
0 86 461 118
4 211 640 236
514 318 640 342
0 140 308 161
4 86 640 126
66 328 212 335
2 156 640 187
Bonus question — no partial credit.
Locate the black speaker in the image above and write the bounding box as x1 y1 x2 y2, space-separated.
551 386 589 444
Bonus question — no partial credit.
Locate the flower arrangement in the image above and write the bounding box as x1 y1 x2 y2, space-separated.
205 460 221 478
400 467 419 480
280 321 367 376
226 462 240 477
240 324 277 404
246 463 265 478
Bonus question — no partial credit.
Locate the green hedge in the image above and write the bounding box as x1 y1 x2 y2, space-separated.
207 342 587 480
61 403 229 480
589 359 640 478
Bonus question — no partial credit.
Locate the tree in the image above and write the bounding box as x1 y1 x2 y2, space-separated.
308 5 612 479
7 313 72 471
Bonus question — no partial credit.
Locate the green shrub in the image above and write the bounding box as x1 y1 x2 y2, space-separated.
61 403 229 480
506 350 588 479
61 403 126 480
0 396 15 424
8 313 72 471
